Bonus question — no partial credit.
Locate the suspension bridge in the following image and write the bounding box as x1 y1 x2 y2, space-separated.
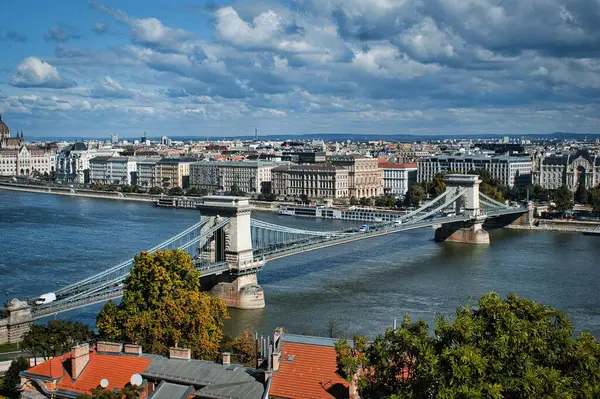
9 175 531 321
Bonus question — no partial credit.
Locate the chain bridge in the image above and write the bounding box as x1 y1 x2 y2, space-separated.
26 174 530 319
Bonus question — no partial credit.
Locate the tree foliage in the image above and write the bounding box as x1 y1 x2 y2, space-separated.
148 186 164 195
575 181 588 204
553 185 573 211
225 183 245 196
22 320 94 360
186 186 209 197
589 186 600 213
76 385 141 399
168 186 185 196
0 356 30 398
403 185 426 207
336 292 600 398
96 250 228 360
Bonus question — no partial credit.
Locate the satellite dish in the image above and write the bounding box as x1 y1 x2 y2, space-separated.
130 373 143 386
100 379 109 388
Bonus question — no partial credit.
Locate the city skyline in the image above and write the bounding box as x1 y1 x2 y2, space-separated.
1 0 599 137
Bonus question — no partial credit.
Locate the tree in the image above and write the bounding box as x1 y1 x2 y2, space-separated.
575 181 588 204
230 330 257 367
0 357 30 398
349 196 359 206
589 186 600 213
76 385 141 399
168 186 185 196
359 197 373 206
96 250 228 360
326 320 343 338
336 292 600 398
22 320 94 360
148 186 163 195
226 183 245 196
426 173 446 197
403 185 426 207
186 187 208 197
553 185 573 211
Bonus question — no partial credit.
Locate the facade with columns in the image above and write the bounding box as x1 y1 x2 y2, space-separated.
532 150 600 190
0 115 58 177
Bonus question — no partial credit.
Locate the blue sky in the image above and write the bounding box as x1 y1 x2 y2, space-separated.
1 0 599 138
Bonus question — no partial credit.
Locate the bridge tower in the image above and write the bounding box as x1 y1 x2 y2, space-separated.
196 196 265 309
434 174 490 244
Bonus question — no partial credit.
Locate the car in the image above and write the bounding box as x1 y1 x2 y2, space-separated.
394 219 403 226
359 224 369 232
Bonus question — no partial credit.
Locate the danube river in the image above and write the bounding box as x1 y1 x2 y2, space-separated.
1 190 600 338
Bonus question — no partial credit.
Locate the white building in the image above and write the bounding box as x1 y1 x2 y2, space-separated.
89 156 138 185
56 143 121 183
378 162 417 196
417 155 532 187
135 157 161 187
271 164 349 199
190 161 277 194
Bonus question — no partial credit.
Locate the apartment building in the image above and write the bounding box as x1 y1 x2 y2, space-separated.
56 143 121 183
378 162 417 196
190 161 277 194
328 154 383 198
157 158 197 189
417 155 532 187
135 157 161 187
89 156 138 185
271 164 349 199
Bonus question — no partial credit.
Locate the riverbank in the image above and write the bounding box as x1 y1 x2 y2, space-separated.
506 218 600 233
0 182 159 202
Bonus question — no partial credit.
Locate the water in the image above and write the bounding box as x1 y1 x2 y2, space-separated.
1 190 600 339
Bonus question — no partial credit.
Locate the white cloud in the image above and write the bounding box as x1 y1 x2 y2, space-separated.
215 7 284 48
11 57 76 89
90 77 135 99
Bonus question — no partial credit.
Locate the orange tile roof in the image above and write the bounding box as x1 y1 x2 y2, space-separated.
270 342 349 399
26 350 151 395
378 162 418 169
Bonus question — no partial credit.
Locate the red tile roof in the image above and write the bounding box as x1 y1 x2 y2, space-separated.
270 342 349 399
378 162 417 169
25 349 151 395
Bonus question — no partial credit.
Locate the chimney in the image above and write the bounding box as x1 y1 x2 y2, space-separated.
222 352 231 366
97 341 123 354
169 347 191 360
272 347 281 372
71 343 90 379
124 344 142 355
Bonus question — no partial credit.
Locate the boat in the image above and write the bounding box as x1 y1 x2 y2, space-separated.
582 225 600 236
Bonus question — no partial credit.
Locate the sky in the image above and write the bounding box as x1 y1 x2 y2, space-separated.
0 0 599 138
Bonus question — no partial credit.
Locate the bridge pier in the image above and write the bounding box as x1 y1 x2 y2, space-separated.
0 299 33 344
434 221 490 244
197 196 265 310
434 174 490 245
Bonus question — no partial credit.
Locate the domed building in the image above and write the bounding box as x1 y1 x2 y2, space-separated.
0 115 57 177
0 113 10 140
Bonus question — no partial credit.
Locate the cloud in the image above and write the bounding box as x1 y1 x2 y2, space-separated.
89 77 135 99
92 22 109 34
10 57 77 89
45 25 81 43
0 30 28 43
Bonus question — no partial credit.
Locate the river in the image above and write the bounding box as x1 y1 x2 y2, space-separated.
1 190 599 339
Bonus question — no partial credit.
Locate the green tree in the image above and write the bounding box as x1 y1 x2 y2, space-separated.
575 181 588 204
426 173 446 197
186 187 208 197
168 186 185 196
589 186 600 213
22 320 94 360
403 185 426 207
148 186 164 195
336 292 600 398
553 185 573 211
96 250 228 360
0 357 30 398
349 196 359 206
229 330 257 367
359 197 373 206
76 385 141 399
226 183 245 196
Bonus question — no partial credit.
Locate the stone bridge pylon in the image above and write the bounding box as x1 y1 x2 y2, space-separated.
434 174 491 244
196 196 265 309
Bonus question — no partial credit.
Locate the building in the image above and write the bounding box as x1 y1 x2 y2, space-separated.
19 342 266 399
328 154 383 198
378 162 417 196
190 161 277 194
110 134 119 144
532 150 600 190
157 158 197 189
135 157 161 187
271 164 349 199
0 116 57 177
268 331 356 399
161 135 172 147
89 156 138 185
281 151 326 164
417 155 532 187
56 143 120 183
